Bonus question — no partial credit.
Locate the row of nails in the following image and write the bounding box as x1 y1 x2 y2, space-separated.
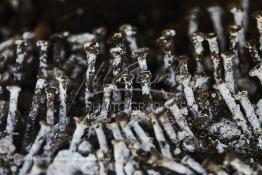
1 5 262 175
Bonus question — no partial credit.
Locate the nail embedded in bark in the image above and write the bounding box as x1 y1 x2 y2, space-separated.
100 84 117 118
230 6 245 53
19 121 51 175
112 140 130 175
56 75 68 133
205 32 219 54
45 87 56 126
110 47 124 103
149 113 173 159
22 77 46 151
94 122 109 151
140 71 153 112
118 116 137 140
181 155 208 175
36 40 48 78
157 30 176 87
159 29 176 53
125 139 141 160
5 85 21 139
159 112 179 145
205 33 222 84
84 41 99 114
228 25 241 56
69 117 89 152
121 73 134 114
14 40 27 82
176 55 189 75
120 139 143 175
109 32 126 55
133 47 153 112
129 114 155 151
228 25 241 78
207 6 225 50
96 148 109 175
94 123 111 175
253 11 262 52
244 40 261 64
221 51 236 94
151 154 194 174
108 121 123 140
93 123 111 175
191 32 205 73
133 47 149 71
177 73 198 117
235 91 262 136
176 56 198 117
110 47 124 77
119 24 138 51
164 98 194 137
210 53 223 84
217 83 251 137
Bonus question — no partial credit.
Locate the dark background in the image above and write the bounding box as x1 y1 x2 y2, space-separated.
1 0 261 35
0 0 261 53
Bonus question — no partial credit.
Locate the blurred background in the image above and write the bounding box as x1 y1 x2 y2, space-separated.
0 0 261 53
0 1 260 35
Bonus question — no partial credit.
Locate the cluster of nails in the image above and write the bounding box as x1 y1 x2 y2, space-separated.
1 1 262 175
